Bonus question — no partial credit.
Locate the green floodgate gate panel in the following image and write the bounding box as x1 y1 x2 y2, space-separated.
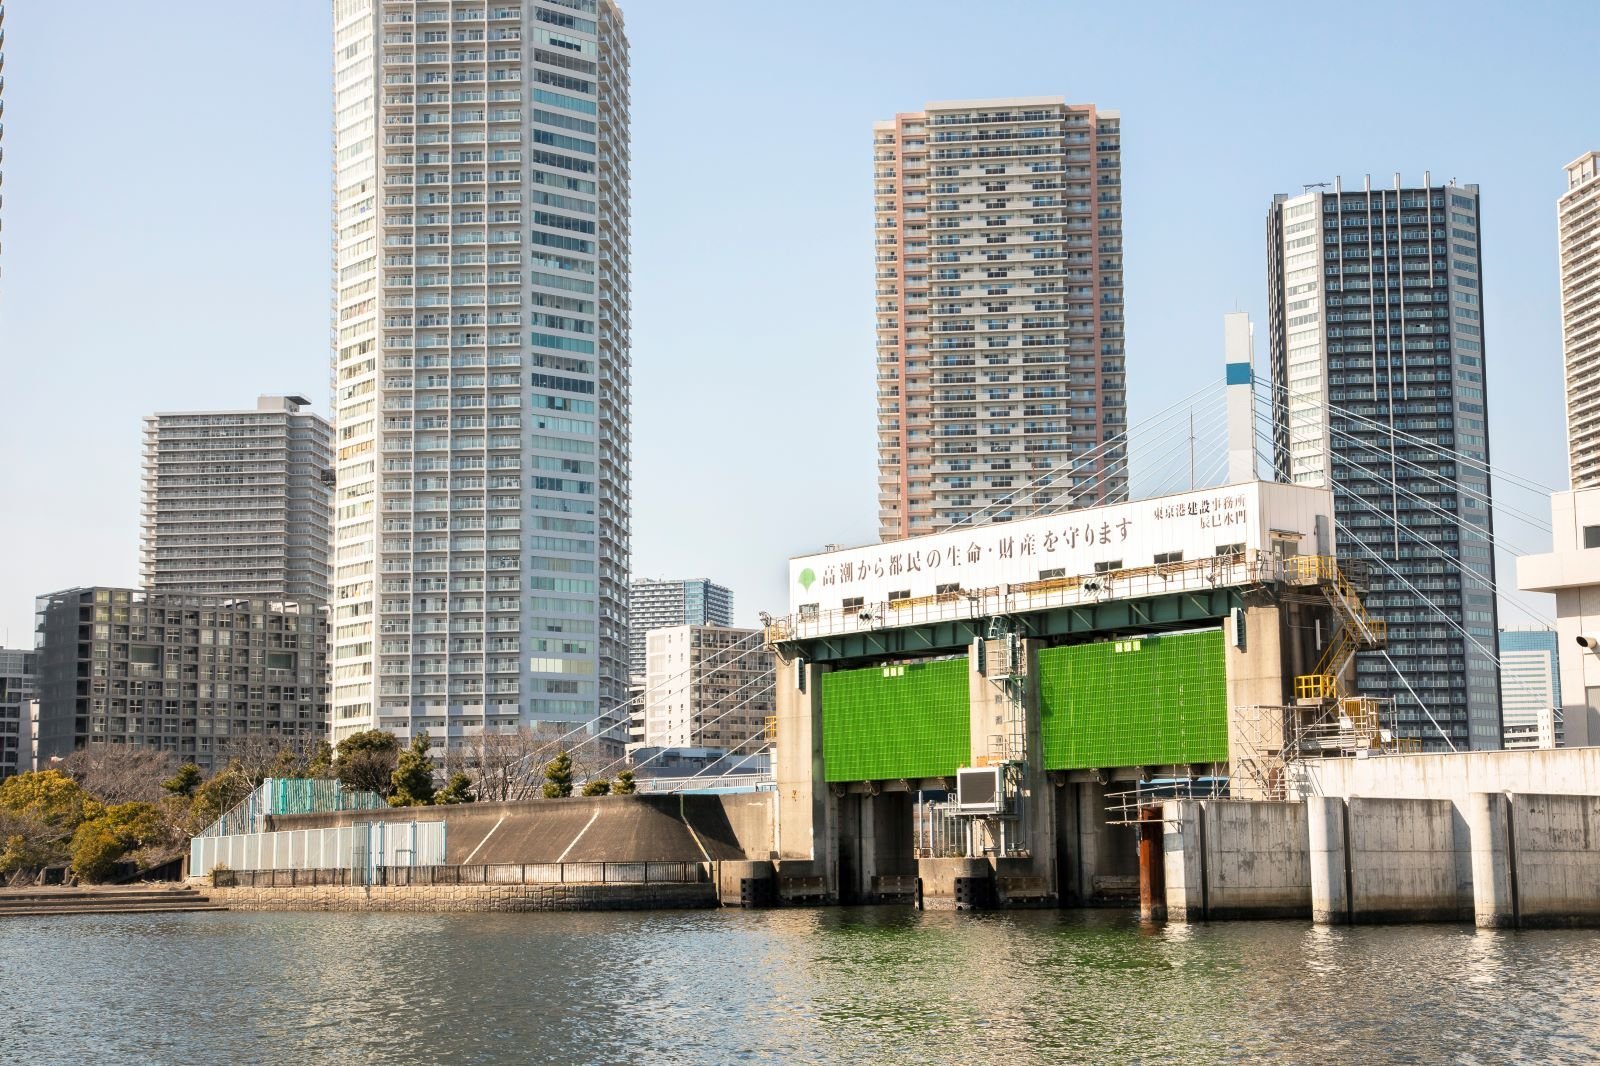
822 657 971 782
1037 629 1228 769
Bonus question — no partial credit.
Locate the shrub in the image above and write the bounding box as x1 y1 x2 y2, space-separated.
542 751 574 799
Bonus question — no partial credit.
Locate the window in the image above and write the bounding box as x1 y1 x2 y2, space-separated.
842 596 865 610
1584 526 1600 550
1093 560 1121 573
1215 543 1245 559
1154 551 1184 565
887 589 912 602
1038 568 1065 580
936 582 961 595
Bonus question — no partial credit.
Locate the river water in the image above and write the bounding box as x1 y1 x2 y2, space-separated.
1 907 1596 1064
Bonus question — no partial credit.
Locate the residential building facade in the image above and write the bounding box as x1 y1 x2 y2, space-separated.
1562 152 1600 487
34 588 329 774
874 97 1127 540
1498 629 1561 749
328 0 632 748
141 395 335 602
0 649 36 779
0 3 6 281
1268 175 1502 750
641 624 772 753
627 578 732 676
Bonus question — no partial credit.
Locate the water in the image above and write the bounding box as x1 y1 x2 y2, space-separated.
2 908 1596 1064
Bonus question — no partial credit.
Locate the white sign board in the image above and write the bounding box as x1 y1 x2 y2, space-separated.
788 481 1330 613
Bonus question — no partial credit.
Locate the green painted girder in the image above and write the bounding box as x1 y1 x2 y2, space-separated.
781 588 1243 665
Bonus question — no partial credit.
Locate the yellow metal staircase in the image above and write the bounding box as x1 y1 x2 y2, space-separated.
1289 556 1386 701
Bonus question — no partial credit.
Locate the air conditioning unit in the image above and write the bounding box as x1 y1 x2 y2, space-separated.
956 765 1004 814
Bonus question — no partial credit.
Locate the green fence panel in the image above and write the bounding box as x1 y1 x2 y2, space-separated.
822 657 971 782
1037 629 1228 770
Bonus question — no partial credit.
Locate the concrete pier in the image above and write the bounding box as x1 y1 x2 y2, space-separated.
1163 785 1600 929
1162 799 1311 921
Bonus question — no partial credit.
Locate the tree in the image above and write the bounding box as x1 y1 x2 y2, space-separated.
162 764 203 799
612 770 637 795
304 741 335 779
335 730 400 797
60 748 177 804
469 725 570 802
436 771 474 805
185 767 253 835
542 751 574 799
69 802 165 883
580 778 611 797
0 770 102 834
389 733 437 807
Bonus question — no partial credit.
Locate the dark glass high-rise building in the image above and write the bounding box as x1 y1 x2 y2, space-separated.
1267 175 1502 750
626 579 732 677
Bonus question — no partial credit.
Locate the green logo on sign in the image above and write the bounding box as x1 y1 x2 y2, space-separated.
798 568 816 591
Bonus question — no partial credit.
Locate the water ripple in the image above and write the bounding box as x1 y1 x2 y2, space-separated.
1 908 1596 1065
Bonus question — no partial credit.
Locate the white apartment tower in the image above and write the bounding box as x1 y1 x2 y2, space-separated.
642 625 773 752
330 0 631 747
874 98 1127 540
1562 152 1600 487
141 395 334 602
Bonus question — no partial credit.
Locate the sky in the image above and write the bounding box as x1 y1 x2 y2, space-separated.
0 0 1594 644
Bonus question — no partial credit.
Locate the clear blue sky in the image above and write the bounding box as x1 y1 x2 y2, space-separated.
0 0 1592 643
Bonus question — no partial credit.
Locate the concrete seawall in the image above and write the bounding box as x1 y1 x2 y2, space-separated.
266 792 774 865
210 882 717 913
1163 800 1311 921
1163 786 1600 928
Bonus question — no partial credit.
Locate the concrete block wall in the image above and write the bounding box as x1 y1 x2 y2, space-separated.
1509 793 1600 927
1342 797 1470 923
1162 799 1310 921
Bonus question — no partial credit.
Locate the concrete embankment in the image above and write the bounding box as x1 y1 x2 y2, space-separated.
201 793 778 913
1160 785 1600 928
209 881 717 913
267 792 773 865
0 886 225 918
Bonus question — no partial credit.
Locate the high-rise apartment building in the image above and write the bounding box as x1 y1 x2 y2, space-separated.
641 624 772 752
33 588 329 774
1498 629 1561 749
1517 151 1600 749
627 578 731 676
1268 175 1502 751
141 395 335 603
0 4 6 281
1561 152 1600 487
0 649 37 779
329 0 631 747
874 97 1126 540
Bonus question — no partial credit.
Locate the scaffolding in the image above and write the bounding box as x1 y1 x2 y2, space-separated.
1232 696 1419 800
